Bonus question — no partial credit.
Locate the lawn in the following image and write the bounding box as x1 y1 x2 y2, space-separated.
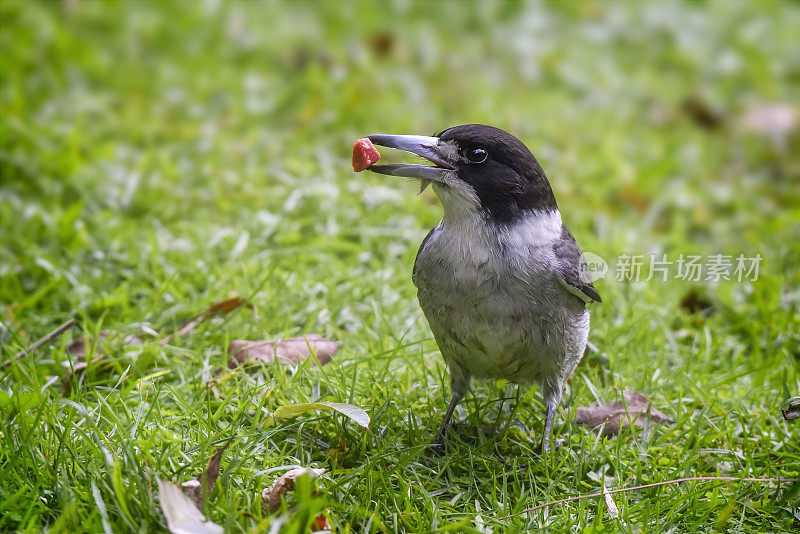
1 0 798 532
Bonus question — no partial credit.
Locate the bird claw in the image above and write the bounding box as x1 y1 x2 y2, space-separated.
535 438 566 455
430 438 446 457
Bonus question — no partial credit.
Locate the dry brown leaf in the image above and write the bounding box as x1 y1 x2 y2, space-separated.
620 184 650 213
61 356 105 394
368 31 396 57
65 297 247 359
574 390 673 435
682 95 725 130
161 297 249 345
679 289 714 316
62 331 141 393
61 296 248 392
181 439 233 509
158 479 222 534
66 330 142 359
312 511 332 532
261 467 325 514
2 318 76 369
228 335 338 368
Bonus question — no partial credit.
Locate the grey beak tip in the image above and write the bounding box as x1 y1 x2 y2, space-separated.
366 134 389 146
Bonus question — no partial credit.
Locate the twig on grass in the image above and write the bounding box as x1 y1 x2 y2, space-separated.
511 476 797 517
2 318 77 368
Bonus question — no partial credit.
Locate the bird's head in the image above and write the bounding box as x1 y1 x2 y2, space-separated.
368 124 557 223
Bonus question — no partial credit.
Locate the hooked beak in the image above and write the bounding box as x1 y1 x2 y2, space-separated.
366 134 455 184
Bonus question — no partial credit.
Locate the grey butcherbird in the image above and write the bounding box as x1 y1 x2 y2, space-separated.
366 124 601 454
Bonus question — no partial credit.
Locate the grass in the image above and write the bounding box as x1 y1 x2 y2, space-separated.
1 0 799 532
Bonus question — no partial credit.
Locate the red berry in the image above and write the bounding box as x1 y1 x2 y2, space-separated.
352 138 381 172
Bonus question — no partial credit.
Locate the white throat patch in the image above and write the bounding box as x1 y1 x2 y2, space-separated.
432 182 482 223
499 209 563 246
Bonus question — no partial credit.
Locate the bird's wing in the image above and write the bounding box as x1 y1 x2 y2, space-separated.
553 225 602 304
412 224 440 288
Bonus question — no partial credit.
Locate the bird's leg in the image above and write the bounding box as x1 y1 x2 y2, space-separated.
432 390 464 455
542 401 555 454
540 401 556 454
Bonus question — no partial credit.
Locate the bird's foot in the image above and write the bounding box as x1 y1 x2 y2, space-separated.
430 436 446 457
534 438 566 455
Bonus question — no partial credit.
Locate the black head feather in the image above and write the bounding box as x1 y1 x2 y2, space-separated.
438 124 558 222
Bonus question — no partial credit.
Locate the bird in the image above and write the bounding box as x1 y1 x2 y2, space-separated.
365 124 601 454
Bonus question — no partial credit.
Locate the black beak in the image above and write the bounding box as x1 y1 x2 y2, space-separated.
366 134 455 183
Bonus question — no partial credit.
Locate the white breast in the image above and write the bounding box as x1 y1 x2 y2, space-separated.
415 208 564 283
414 208 582 383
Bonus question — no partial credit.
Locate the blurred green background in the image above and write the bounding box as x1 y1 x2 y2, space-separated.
1 0 799 532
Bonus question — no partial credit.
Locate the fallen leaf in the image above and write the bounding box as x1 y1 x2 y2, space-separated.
158 479 222 534
62 330 141 393
161 297 248 345
680 289 714 316
181 439 233 509
312 511 332 532
61 356 104 390
740 103 797 137
368 31 396 57
602 485 619 519
781 397 800 421
2 318 76 369
63 295 247 380
66 330 142 359
65 296 247 373
261 467 325 514
274 401 370 429
227 334 338 368
682 95 725 130
620 184 650 213
574 390 673 435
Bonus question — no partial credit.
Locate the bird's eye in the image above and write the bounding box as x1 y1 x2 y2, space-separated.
466 147 488 163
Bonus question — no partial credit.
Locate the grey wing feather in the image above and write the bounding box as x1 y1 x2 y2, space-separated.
554 225 602 304
412 224 439 288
